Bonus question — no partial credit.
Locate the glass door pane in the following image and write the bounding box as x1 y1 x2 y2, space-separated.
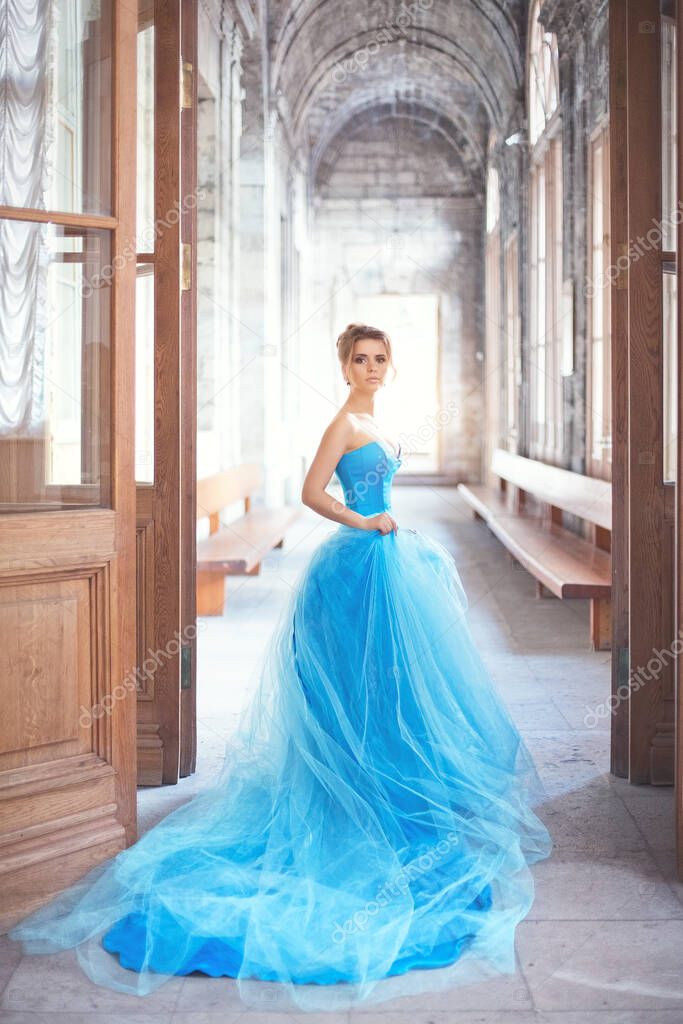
0 0 113 214
137 3 155 249
0 220 111 510
135 0 156 483
135 264 154 482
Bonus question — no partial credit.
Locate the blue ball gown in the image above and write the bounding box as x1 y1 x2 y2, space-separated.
9 438 553 1011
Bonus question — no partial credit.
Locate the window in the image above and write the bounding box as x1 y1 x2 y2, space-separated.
485 165 503 467
504 233 520 451
586 123 612 479
527 1 563 463
529 136 563 461
486 166 500 234
528 0 560 147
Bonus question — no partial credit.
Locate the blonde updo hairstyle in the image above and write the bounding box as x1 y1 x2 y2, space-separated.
336 323 397 386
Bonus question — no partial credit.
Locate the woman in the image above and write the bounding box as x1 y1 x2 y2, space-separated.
8 323 553 1012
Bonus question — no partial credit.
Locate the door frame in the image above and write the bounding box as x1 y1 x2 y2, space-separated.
135 0 198 785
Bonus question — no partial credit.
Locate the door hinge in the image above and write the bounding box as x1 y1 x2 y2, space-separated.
181 642 192 690
616 243 629 289
181 243 192 291
617 645 629 692
181 60 193 109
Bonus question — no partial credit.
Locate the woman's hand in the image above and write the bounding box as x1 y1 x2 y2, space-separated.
363 512 398 535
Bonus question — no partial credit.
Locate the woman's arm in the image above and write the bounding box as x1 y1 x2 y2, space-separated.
301 420 369 529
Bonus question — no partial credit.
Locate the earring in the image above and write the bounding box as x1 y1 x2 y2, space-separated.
346 380 350 386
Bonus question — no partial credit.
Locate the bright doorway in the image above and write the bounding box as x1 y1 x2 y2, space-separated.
354 294 441 472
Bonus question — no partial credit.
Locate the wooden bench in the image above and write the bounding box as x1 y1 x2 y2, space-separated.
457 448 612 650
196 464 300 616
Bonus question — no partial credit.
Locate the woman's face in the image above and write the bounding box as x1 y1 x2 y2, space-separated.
346 338 390 392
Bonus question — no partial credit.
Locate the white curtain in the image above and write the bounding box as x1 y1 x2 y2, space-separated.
0 0 53 434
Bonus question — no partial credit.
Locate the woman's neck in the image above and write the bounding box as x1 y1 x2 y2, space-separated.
343 397 377 417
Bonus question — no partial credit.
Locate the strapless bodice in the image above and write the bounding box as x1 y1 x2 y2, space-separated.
334 439 402 517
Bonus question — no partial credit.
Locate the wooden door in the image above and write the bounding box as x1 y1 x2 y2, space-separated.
0 2 138 927
610 0 676 795
135 0 198 786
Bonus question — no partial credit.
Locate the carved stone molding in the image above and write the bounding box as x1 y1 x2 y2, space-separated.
225 0 257 40
538 0 604 56
199 0 256 43
225 19 244 69
199 0 222 37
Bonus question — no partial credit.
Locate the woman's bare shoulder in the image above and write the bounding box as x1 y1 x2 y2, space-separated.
309 412 357 464
321 410 355 443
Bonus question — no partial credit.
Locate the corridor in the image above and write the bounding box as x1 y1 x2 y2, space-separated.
1 0 683 1015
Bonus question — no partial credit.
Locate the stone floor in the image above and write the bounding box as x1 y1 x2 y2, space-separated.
2 484 682 1023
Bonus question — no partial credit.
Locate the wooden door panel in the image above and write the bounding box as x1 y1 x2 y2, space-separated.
0 0 137 928
1 576 94 762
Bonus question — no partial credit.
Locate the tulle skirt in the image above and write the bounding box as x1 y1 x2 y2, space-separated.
8 520 553 1012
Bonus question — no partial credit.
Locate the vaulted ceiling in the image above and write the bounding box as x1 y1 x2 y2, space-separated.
267 0 527 195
